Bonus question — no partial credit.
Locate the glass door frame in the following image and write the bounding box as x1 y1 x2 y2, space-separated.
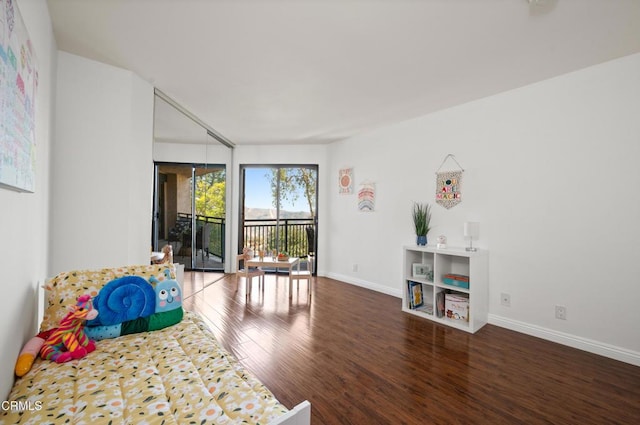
153 161 226 271
239 164 318 274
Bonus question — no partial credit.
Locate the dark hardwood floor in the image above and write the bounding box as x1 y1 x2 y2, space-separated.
181 270 225 299
183 274 640 425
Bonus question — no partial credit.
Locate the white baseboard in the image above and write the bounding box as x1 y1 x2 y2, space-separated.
324 272 402 298
489 314 640 367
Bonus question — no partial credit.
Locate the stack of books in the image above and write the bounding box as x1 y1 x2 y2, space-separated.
442 273 470 289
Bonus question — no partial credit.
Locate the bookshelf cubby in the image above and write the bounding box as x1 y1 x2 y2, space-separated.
402 245 489 333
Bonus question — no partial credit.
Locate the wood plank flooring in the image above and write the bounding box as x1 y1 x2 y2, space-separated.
183 274 640 425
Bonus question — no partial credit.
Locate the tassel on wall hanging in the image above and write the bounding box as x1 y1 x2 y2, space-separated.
435 154 464 209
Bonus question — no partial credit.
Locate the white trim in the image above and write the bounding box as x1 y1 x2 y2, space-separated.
489 314 640 367
325 272 402 298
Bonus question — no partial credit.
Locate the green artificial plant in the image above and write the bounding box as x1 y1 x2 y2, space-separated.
412 202 432 237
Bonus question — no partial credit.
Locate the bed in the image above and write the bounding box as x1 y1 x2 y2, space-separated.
2 264 310 425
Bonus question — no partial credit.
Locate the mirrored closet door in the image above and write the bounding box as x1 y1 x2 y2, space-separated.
152 90 233 296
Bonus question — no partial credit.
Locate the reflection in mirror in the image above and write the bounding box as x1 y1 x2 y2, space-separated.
152 90 233 298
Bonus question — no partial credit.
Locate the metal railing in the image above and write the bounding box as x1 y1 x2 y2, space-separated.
176 213 225 260
243 218 315 258
172 215 315 261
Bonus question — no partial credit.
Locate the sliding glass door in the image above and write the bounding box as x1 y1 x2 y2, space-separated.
240 165 317 272
153 162 226 271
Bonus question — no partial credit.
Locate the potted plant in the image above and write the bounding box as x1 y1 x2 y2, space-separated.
412 202 432 246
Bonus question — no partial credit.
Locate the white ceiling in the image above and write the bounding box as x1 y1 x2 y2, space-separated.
46 0 640 146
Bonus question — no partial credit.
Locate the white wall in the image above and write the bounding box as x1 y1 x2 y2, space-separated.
327 53 640 365
0 0 55 400
50 52 154 273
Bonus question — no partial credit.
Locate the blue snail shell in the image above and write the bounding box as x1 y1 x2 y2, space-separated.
86 276 156 327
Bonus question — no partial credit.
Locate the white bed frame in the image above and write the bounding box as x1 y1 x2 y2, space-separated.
39 265 311 425
270 400 311 425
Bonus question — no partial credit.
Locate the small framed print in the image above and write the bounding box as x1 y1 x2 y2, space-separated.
339 167 353 194
412 263 430 279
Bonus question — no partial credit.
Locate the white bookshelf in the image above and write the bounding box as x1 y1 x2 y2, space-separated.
402 245 489 333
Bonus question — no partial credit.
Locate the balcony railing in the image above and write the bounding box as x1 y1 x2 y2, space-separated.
171 215 315 263
243 218 315 258
175 213 225 260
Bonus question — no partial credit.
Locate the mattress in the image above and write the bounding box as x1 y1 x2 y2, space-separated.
2 311 288 425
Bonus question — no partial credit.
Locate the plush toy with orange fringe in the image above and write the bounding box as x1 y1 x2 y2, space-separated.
14 329 52 377
14 294 98 376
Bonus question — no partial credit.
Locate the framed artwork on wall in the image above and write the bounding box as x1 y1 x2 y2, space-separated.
357 182 375 212
338 167 353 194
0 0 39 192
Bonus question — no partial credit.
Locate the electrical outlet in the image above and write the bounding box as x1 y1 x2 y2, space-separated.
555 305 567 320
352 264 358 272
500 292 511 307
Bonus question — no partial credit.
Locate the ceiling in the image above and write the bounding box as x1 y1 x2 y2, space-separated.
46 0 640 146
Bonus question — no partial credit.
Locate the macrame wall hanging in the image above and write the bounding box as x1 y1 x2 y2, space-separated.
435 154 464 209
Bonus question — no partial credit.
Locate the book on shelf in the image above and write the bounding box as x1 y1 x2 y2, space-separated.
415 303 433 315
442 273 470 289
445 292 469 322
443 273 469 281
407 281 414 309
407 281 424 309
435 291 445 318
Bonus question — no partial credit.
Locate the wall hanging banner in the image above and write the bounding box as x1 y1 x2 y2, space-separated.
436 170 463 209
435 154 464 209
358 182 375 212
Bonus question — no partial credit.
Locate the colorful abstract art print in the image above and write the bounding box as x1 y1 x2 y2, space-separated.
338 167 353 194
435 171 462 209
357 182 375 212
0 0 38 192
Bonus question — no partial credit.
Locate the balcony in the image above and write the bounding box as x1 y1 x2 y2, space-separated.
242 218 315 259
166 213 225 270
165 214 315 271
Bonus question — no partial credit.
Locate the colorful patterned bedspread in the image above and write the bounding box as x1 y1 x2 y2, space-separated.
2 311 288 424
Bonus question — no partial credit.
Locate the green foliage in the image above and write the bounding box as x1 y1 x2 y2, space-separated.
412 202 432 236
195 170 226 218
267 168 317 217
